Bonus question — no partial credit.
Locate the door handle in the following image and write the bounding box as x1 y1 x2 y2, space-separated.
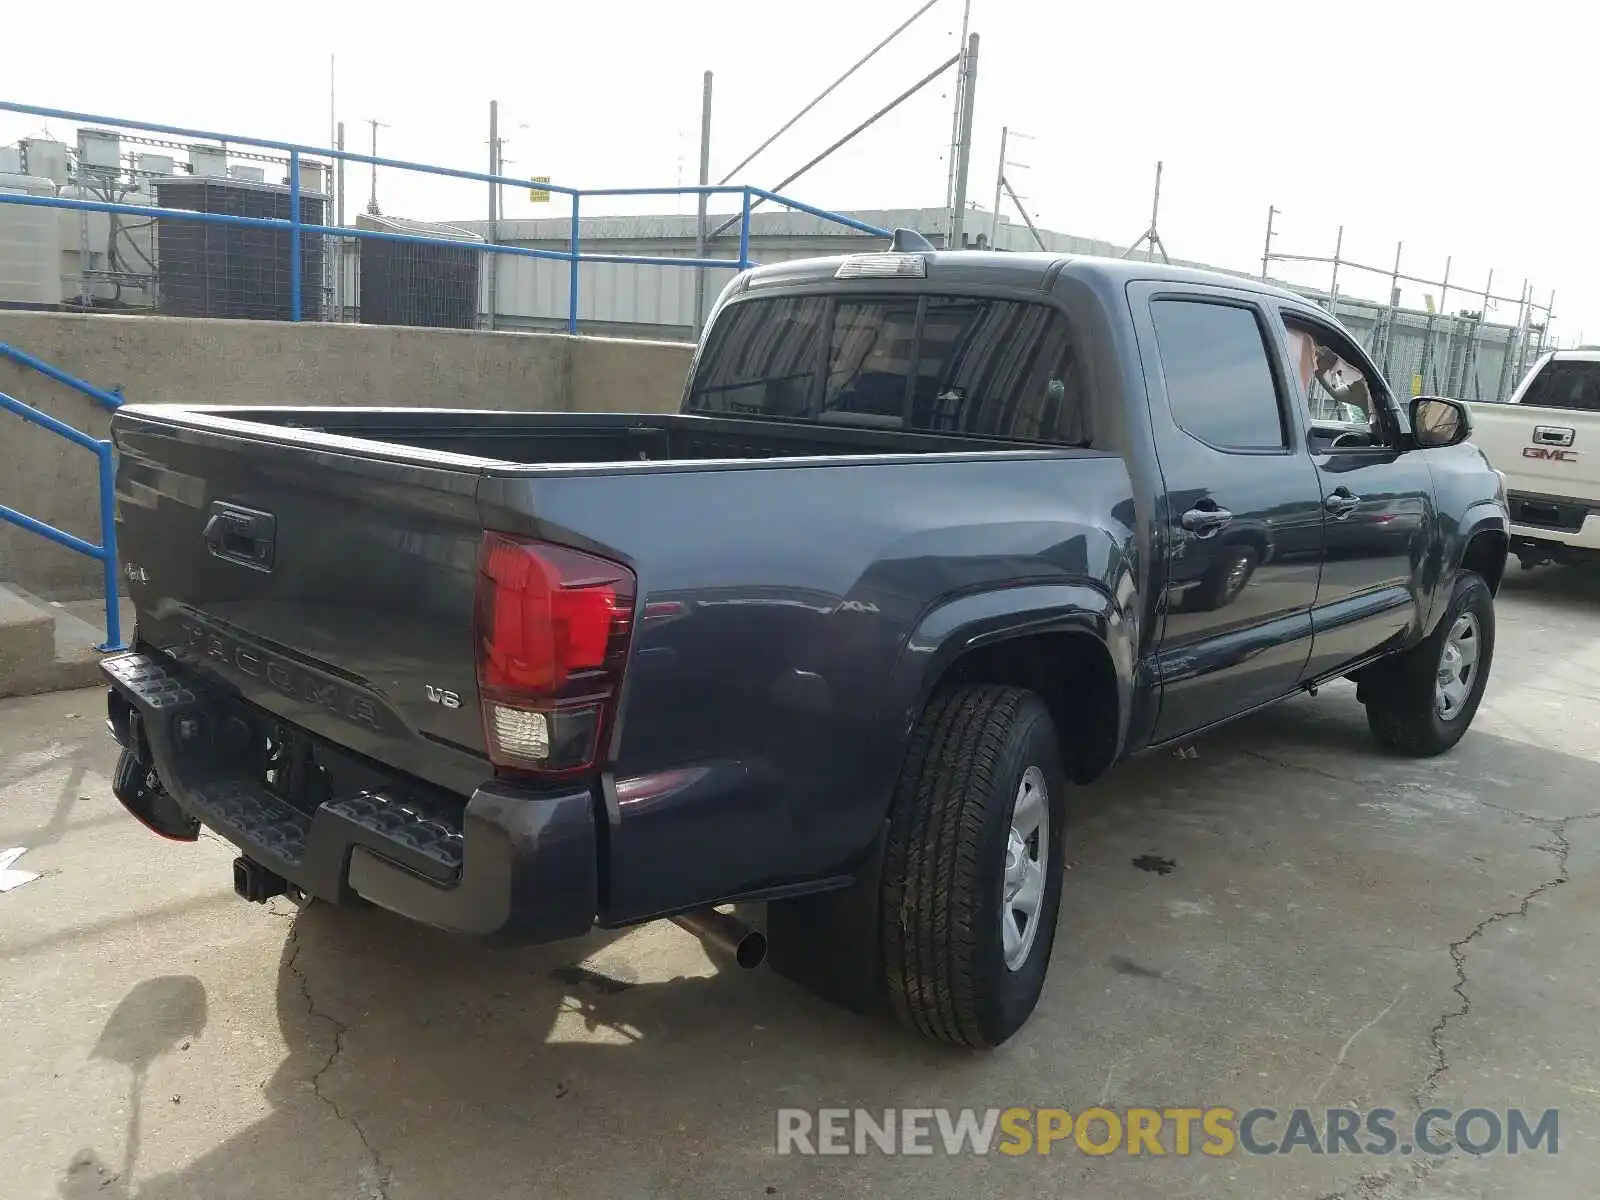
1180 506 1233 537
1324 490 1361 518
1533 425 1575 447
203 503 276 570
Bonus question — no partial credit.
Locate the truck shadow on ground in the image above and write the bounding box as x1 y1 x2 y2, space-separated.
54 686 1600 1198
1496 560 1600 614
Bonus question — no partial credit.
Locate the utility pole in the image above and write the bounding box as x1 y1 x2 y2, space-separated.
1327 225 1344 316
948 32 979 251
365 118 389 216
1120 161 1169 263
942 0 974 240
487 100 499 331
989 126 1008 248
989 126 1036 250
334 121 346 319
1260 205 1277 279
693 70 714 336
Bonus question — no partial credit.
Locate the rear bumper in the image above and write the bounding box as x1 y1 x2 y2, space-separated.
101 650 597 941
1506 490 1600 551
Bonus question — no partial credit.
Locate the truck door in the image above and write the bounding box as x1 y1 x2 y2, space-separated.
1130 282 1326 741
1276 310 1436 679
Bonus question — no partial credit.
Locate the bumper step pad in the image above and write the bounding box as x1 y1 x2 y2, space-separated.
103 651 463 884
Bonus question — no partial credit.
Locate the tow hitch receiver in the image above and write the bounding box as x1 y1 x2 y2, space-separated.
233 856 287 904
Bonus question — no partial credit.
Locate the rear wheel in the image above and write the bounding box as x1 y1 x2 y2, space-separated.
880 684 1067 1047
1363 573 1495 756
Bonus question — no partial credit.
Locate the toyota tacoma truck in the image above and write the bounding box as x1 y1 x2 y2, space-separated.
100 236 1509 1048
1466 348 1600 569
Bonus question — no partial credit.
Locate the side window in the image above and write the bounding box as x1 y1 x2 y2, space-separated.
1150 299 1286 451
1283 315 1395 448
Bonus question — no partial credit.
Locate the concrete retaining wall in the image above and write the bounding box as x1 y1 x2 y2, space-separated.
0 310 693 598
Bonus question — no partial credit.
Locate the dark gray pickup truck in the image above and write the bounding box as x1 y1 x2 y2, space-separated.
101 238 1509 1047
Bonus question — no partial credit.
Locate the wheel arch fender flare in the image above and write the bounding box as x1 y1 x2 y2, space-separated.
883 581 1137 774
1426 503 1509 633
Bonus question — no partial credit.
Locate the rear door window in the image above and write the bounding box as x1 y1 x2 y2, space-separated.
1149 299 1288 451
688 294 1089 445
1520 360 1600 411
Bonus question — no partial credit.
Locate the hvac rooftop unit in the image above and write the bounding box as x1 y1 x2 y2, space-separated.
154 175 326 321
189 145 227 178
133 154 175 192
20 139 68 186
77 129 121 175
357 213 483 329
228 164 266 183
0 173 65 307
0 147 21 174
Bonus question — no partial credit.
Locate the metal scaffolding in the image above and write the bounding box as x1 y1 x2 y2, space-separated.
1264 216 1556 403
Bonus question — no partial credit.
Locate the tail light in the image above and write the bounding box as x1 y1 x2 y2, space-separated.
474 532 636 778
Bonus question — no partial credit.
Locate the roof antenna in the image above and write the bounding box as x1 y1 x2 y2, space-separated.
890 227 937 252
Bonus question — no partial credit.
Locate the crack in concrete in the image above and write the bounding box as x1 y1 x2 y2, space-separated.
1237 748 1370 785
285 923 393 1200
1415 808 1600 1106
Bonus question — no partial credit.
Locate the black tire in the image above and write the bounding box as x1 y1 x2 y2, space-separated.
1363 572 1495 757
880 684 1067 1047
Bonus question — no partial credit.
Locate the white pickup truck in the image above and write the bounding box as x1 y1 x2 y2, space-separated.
1469 349 1600 569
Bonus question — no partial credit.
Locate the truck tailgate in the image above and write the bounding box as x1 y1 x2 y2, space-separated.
1470 403 1600 498
113 406 494 795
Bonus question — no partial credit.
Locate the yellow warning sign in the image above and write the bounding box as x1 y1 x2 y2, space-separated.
529 176 551 203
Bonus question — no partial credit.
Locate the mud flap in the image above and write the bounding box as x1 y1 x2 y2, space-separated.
763 822 890 1018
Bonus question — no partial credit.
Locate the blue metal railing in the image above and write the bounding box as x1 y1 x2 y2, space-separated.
0 387 122 650
0 343 124 408
0 101 891 332
0 101 890 652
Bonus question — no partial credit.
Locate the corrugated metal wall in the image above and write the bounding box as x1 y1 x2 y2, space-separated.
444 206 1543 399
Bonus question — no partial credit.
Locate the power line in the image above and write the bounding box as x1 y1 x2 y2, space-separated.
716 0 943 185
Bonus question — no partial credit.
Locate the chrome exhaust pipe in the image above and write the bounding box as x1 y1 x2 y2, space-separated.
670 906 767 969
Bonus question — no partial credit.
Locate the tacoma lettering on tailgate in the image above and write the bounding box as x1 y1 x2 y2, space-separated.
177 619 388 733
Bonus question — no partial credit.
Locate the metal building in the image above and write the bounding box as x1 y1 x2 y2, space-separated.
449 205 1540 404
453 205 1232 342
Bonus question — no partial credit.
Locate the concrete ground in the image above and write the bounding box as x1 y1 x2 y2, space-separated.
3 569 1598 1200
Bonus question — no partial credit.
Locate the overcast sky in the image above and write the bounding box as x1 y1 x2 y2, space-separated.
5 0 1595 341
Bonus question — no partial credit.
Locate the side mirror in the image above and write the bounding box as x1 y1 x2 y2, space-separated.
1410 395 1471 449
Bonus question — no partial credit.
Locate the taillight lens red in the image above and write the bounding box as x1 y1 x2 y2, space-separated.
474 532 635 777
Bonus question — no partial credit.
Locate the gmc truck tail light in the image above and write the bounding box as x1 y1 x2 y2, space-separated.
474 532 636 777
